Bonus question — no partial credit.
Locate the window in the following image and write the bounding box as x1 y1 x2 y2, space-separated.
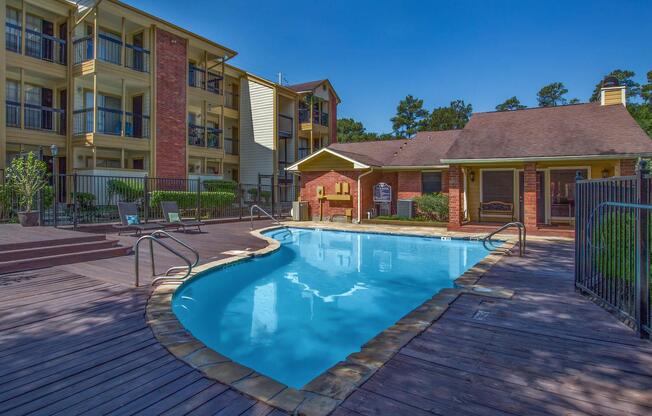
422 172 442 194
482 170 514 203
550 169 587 218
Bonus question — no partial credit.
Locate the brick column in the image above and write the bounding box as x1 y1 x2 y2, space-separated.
619 159 636 176
523 163 538 229
448 165 463 228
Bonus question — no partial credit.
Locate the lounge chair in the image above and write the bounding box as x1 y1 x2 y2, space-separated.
159 201 204 233
113 202 162 236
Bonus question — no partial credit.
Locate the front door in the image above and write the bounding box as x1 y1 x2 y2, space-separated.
132 95 143 138
519 171 545 224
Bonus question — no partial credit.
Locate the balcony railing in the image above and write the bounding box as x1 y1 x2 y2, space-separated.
5 23 66 65
188 65 222 94
72 35 150 72
320 112 329 127
73 108 93 135
188 124 205 147
125 112 150 138
6 101 20 128
5 22 21 53
207 127 221 149
299 108 310 123
298 147 310 159
278 114 293 137
224 137 239 155
224 91 239 109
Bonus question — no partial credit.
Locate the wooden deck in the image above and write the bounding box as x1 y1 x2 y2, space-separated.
1 223 652 415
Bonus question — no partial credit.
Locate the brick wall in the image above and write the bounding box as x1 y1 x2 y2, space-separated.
360 171 398 217
397 171 422 200
155 28 187 178
448 166 463 227
300 171 359 220
523 162 539 229
619 159 636 176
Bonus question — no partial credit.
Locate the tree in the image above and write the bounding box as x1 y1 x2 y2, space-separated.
641 70 652 106
6 152 49 213
568 98 581 104
590 69 641 102
495 96 526 111
628 104 652 139
537 82 569 107
390 95 429 137
336 118 379 143
426 100 473 131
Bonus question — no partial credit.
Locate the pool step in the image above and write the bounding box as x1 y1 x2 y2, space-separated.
0 236 133 274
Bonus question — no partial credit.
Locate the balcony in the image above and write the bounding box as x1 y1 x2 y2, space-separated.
224 91 239 109
73 35 150 72
188 65 222 94
188 124 205 147
224 137 239 155
299 108 310 123
5 22 66 65
6 100 66 134
298 147 310 160
72 107 150 138
278 115 293 138
207 127 221 149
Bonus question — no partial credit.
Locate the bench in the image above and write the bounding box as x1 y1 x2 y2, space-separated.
478 201 514 222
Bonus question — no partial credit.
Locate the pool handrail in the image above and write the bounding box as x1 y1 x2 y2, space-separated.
250 204 292 234
482 221 526 256
134 230 197 287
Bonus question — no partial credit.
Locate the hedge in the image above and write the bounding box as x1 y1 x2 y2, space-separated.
414 192 449 221
149 190 236 210
107 179 143 202
203 180 237 193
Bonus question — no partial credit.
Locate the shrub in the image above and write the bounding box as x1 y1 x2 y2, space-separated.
107 179 143 202
247 188 272 203
149 190 236 210
6 152 49 212
75 192 96 210
414 193 449 221
203 180 237 193
593 211 638 281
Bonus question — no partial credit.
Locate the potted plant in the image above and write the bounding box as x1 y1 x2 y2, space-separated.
6 152 49 227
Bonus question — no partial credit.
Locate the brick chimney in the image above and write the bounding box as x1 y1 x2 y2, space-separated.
600 76 626 107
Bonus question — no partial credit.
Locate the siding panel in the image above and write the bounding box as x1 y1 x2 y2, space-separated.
239 78 274 185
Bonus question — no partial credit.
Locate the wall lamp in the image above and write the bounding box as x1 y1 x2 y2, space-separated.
469 170 475 182
601 168 609 178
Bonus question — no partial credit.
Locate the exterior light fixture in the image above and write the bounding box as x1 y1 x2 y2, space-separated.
50 144 59 157
602 168 609 178
469 170 475 182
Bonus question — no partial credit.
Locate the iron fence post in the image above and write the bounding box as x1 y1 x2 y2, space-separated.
53 172 58 228
196 177 201 220
238 184 243 220
143 175 149 223
72 171 78 230
637 160 650 338
575 171 584 290
38 147 44 226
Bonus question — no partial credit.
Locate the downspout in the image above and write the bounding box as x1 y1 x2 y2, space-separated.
357 168 374 223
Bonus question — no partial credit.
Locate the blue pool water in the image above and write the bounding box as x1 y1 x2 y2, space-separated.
172 228 490 388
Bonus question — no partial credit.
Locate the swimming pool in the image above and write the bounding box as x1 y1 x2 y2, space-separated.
172 227 490 388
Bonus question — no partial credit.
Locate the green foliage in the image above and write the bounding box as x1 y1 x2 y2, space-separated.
247 188 271 203
590 69 641 102
495 96 526 111
149 190 235 210
42 185 54 210
642 70 652 106
628 103 652 139
337 118 380 143
593 211 638 281
0 184 13 220
107 179 143 202
75 192 96 209
6 152 49 212
203 180 237 193
426 100 472 131
391 95 428 137
414 193 449 221
537 82 569 107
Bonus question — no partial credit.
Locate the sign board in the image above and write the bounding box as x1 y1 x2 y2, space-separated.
373 182 392 203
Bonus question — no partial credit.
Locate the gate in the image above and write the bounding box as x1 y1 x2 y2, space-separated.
575 161 651 337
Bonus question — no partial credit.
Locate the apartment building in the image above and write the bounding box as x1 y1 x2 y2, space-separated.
0 0 339 190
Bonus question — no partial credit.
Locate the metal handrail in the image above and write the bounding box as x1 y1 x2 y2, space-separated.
250 204 291 234
134 231 198 287
151 230 200 276
482 221 526 256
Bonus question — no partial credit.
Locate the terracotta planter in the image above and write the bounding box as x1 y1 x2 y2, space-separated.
18 211 40 227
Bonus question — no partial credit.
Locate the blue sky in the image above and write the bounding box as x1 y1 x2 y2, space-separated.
128 0 651 133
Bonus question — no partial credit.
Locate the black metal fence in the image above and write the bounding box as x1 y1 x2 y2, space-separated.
1 172 298 228
575 161 651 337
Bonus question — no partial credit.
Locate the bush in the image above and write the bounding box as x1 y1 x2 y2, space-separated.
247 188 272 203
593 211 638 281
75 192 96 210
203 180 237 193
107 179 143 202
149 190 236 210
414 193 449 221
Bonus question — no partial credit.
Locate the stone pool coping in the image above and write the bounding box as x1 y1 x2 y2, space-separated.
146 224 517 416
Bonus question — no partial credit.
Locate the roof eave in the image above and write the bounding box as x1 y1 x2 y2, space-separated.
441 153 652 164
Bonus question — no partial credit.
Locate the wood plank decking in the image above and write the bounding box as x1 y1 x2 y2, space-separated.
1 223 651 415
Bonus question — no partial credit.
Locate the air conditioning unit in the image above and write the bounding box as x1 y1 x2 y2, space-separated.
292 201 309 221
397 199 415 218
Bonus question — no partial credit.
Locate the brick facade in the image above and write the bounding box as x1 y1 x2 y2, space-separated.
397 171 422 200
300 171 359 220
523 162 539 229
619 159 636 176
155 28 187 178
447 166 463 227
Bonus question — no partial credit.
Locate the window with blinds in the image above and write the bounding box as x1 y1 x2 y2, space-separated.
482 170 514 203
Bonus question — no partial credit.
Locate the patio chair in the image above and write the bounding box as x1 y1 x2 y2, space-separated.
113 202 162 236
159 201 204 233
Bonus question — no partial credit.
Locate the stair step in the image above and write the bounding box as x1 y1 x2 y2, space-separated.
0 246 133 274
0 234 107 252
0 240 120 262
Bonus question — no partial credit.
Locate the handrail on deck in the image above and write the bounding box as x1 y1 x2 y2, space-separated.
250 204 291 235
134 230 199 287
482 221 526 256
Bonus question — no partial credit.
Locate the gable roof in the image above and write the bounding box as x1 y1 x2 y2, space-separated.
287 79 341 103
444 103 652 162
